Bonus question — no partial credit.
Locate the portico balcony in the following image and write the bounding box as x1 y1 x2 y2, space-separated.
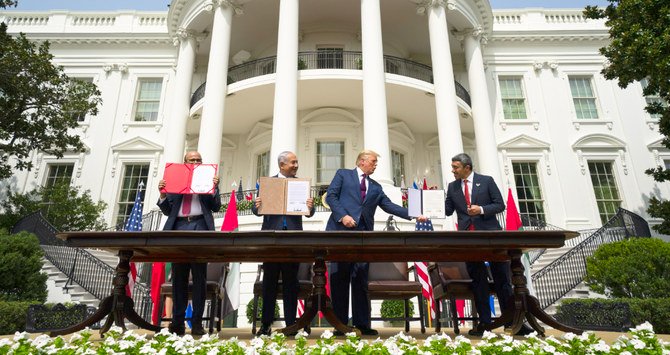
189 50 471 108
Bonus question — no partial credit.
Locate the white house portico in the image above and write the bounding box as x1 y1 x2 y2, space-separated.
1 1 664 234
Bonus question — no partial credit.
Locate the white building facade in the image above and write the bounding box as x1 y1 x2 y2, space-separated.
2 0 667 325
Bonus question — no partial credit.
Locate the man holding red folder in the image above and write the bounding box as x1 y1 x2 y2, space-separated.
157 151 221 336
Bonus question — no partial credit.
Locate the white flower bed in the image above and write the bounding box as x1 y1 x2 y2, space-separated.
1 322 668 354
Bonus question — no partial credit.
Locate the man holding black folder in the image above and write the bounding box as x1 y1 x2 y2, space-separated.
157 151 221 336
252 151 315 336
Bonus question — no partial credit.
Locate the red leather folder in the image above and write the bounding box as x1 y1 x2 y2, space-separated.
161 163 218 194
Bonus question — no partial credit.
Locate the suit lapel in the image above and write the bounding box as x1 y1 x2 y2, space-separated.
471 173 480 205
454 180 467 208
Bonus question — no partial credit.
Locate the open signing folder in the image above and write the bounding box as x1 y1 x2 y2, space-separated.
161 163 218 194
258 177 312 215
408 188 446 219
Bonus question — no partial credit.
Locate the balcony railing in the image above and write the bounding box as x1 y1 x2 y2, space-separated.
190 50 471 107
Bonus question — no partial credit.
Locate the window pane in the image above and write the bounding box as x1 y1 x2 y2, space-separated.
391 150 405 187
316 141 344 183
256 151 270 181
317 48 344 69
588 161 622 224
115 164 149 228
74 78 94 122
569 77 599 119
134 78 163 122
512 162 545 222
45 163 74 187
499 77 527 119
641 78 666 119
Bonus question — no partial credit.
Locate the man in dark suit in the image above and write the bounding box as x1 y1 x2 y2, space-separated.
326 149 427 336
444 152 531 336
157 151 221 336
252 151 315 336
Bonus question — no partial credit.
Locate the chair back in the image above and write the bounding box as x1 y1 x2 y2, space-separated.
368 262 408 281
297 263 312 281
437 262 470 281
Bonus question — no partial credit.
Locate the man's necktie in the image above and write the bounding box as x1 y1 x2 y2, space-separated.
360 174 367 200
181 194 192 215
464 180 475 230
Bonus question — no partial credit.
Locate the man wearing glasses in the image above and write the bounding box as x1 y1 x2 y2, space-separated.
157 151 221 336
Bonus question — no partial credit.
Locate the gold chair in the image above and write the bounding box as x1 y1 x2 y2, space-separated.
428 261 495 334
159 263 228 334
250 263 313 335
368 262 426 333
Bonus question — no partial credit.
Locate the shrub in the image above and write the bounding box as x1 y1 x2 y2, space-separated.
0 182 107 232
555 298 670 334
380 299 414 320
245 297 280 324
0 231 47 302
585 237 670 298
0 301 35 335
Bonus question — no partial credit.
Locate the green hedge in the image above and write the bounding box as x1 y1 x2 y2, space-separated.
380 299 415 320
0 301 35 335
555 298 670 334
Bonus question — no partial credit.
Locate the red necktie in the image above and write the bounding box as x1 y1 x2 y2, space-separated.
181 194 192 215
360 174 367 200
464 180 475 230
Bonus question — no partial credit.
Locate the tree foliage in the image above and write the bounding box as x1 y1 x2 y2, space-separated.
585 1 670 233
585 238 670 298
0 182 108 232
0 231 47 302
0 20 101 180
0 1 17 8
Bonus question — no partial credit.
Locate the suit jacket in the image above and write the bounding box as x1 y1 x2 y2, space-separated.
251 175 315 230
445 172 505 231
157 187 222 231
325 168 409 231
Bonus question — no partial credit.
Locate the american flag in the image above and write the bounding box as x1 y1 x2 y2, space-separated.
414 219 436 319
123 181 144 297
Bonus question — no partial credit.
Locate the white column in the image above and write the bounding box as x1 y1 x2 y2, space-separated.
361 0 392 184
164 28 197 163
269 0 299 175
197 2 234 165
463 29 502 184
427 2 463 185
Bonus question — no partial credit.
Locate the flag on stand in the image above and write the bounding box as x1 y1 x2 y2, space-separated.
400 176 407 205
297 299 305 318
245 180 254 201
123 181 145 297
221 191 241 318
505 188 535 295
422 177 428 190
412 180 418 189
414 219 436 319
236 177 244 201
150 261 166 325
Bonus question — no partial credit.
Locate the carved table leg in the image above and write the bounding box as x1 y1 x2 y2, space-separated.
483 249 583 336
50 250 162 336
280 254 359 336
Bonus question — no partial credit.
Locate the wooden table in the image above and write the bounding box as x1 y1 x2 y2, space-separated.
54 230 582 336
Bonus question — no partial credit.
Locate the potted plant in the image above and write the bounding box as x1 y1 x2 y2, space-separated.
380 299 414 327
245 297 280 326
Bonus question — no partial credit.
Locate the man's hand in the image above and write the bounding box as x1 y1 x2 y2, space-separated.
213 176 219 187
467 204 482 216
255 197 262 209
341 215 357 228
306 197 314 210
158 179 167 199
416 215 429 223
